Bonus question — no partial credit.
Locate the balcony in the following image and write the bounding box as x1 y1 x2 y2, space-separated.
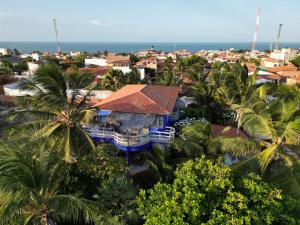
85 126 175 151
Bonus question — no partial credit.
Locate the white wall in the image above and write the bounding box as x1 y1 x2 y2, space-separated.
0 48 10 56
112 66 132 74
27 62 40 75
3 82 35 96
85 58 107 67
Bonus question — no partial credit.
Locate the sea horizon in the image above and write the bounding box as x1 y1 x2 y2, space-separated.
1 41 300 54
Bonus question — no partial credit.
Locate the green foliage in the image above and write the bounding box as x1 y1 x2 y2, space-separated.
101 69 127 90
0 140 96 225
65 144 126 195
10 63 96 163
173 120 211 157
137 157 297 225
94 174 138 224
291 56 300 67
13 60 28 73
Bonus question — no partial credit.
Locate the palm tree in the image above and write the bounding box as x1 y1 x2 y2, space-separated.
0 140 96 225
173 120 259 159
94 174 138 224
142 146 173 182
10 64 96 163
234 97 300 198
101 69 126 91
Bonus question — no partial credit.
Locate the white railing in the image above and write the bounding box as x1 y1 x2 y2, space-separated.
151 126 175 143
114 132 150 146
86 126 175 146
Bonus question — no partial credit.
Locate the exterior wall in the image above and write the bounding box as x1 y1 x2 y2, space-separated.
112 66 132 74
286 78 300 85
27 62 40 75
137 67 145 80
85 58 107 67
0 48 10 56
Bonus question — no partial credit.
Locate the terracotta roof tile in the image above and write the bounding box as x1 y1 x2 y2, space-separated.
93 84 179 115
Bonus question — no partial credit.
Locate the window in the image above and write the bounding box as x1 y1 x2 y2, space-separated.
153 116 163 128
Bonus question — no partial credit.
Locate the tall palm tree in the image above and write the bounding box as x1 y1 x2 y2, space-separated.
101 69 126 91
0 140 96 225
10 64 96 163
234 97 300 198
94 174 138 224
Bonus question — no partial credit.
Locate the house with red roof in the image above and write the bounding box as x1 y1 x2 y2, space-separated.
85 84 180 152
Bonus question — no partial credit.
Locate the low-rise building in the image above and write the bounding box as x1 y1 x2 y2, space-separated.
87 84 180 152
85 57 107 67
112 60 132 74
0 48 11 56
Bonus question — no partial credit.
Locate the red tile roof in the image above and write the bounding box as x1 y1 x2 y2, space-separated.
212 124 248 138
93 84 179 115
265 65 297 73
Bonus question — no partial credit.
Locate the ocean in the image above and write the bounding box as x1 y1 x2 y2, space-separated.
0 42 300 54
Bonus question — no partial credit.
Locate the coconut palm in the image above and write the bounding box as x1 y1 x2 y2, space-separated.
10 63 96 163
0 140 96 225
234 97 300 198
101 69 126 91
173 121 259 159
94 174 138 224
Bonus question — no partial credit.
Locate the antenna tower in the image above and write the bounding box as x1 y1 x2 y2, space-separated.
252 8 261 52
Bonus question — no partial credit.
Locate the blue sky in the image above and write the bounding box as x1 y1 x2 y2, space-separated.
0 0 299 42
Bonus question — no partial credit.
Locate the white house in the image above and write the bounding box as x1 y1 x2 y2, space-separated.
85 58 107 67
0 48 11 56
27 61 42 75
3 82 36 96
112 60 132 74
270 48 298 61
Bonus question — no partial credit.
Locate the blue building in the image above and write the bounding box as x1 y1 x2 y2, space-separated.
86 84 180 152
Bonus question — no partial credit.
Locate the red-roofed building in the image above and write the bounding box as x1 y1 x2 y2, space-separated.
86 85 180 152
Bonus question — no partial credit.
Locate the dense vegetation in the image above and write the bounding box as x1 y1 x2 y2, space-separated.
1 54 300 224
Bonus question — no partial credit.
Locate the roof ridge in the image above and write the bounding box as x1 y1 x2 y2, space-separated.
140 86 169 114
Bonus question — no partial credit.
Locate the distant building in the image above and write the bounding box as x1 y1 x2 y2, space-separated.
270 48 298 61
27 61 43 75
175 49 192 58
87 84 180 152
286 77 300 85
70 51 81 57
261 58 284 68
0 48 11 56
112 60 132 74
85 58 107 67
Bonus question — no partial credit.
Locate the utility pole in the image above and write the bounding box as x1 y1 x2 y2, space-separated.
53 18 61 54
275 23 283 51
252 8 261 52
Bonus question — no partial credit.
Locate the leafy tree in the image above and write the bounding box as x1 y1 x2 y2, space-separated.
104 50 109 57
65 144 126 195
13 60 28 73
137 157 297 225
0 59 14 76
0 140 96 225
10 63 96 163
129 54 139 65
126 67 141 84
291 56 300 68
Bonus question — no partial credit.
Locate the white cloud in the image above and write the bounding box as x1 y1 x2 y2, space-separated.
90 19 103 27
